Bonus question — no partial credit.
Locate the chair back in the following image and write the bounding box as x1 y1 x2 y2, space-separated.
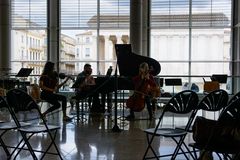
228 91 240 105
6 89 39 113
197 89 228 111
165 90 199 114
219 97 240 123
163 90 199 130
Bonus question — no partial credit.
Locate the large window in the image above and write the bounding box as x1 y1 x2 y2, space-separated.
11 0 47 84
60 0 130 76
151 0 232 92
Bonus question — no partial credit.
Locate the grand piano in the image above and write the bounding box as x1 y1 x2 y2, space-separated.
72 44 161 127
94 44 161 93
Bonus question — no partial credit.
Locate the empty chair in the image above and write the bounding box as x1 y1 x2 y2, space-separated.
6 89 63 160
0 96 31 159
198 89 228 113
143 90 199 160
0 96 19 159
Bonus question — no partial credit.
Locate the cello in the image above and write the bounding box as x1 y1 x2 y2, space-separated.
126 62 159 112
126 78 151 112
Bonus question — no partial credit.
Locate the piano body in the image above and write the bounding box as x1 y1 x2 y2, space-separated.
115 44 161 77
91 44 161 110
89 44 161 94
72 44 161 122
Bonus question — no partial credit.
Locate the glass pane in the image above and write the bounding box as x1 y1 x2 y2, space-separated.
191 62 230 75
192 0 231 27
191 29 231 61
99 0 130 29
159 62 189 75
60 30 97 75
151 29 189 61
151 0 189 28
61 0 97 28
11 30 47 84
12 0 47 28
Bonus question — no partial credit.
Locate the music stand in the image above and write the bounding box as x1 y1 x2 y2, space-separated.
165 78 182 95
15 68 33 91
16 68 33 77
211 74 228 84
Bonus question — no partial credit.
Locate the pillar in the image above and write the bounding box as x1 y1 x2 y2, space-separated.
130 0 142 55
0 0 11 76
142 0 150 57
232 0 240 93
48 0 59 71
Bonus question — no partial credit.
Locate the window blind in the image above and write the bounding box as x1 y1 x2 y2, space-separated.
151 0 231 28
192 0 231 27
151 0 190 28
99 0 130 29
11 0 47 29
61 0 130 29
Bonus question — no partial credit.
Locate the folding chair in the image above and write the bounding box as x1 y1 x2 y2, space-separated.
188 89 228 159
198 89 228 111
6 89 63 160
143 90 199 160
228 91 240 105
190 95 240 160
0 96 19 158
0 96 31 159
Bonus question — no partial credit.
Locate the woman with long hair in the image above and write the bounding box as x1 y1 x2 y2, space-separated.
39 61 72 122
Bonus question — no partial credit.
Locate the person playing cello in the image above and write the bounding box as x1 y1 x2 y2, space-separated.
126 62 160 120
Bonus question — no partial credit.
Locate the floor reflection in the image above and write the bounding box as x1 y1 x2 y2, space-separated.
0 107 195 160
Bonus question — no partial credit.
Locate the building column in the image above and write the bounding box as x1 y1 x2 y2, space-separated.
104 35 110 59
232 0 240 93
109 35 117 60
0 0 11 76
121 35 129 44
142 0 150 57
48 0 59 71
130 0 142 55
109 35 117 70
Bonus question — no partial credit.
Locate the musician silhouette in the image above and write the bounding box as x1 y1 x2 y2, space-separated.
39 61 72 122
73 63 96 109
126 62 158 120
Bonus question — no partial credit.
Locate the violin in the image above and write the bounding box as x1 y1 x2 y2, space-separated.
58 73 75 82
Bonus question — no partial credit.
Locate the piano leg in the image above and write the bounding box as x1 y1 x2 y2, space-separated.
73 96 87 123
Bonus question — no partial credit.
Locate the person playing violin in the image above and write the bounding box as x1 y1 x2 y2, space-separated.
39 61 72 122
126 62 159 120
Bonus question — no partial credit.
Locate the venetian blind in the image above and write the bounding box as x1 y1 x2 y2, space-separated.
61 0 130 29
151 0 231 28
11 0 47 29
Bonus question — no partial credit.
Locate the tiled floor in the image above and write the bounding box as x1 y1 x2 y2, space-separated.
0 105 196 160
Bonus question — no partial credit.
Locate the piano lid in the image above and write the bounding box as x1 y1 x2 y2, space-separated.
115 44 161 77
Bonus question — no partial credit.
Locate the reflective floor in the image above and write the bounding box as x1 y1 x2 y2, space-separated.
0 104 196 160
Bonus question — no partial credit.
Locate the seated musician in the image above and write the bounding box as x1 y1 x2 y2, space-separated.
126 62 159 120
73 63 96 108
39 61 72 122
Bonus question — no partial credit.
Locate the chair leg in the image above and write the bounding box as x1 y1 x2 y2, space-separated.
0 131 10 157
143 134 159 160
192 147 198 160
14 132 38 160
171 135 196 160
171 136 190 160
40 130 63 160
